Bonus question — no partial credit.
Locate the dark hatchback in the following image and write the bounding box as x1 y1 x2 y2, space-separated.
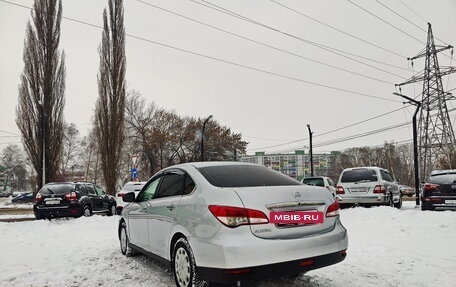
421 170 456 211
34 182 117 219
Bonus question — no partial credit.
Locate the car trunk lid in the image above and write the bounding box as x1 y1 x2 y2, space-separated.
232 186 335 239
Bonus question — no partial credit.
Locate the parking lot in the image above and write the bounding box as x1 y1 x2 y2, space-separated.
0 200 455 287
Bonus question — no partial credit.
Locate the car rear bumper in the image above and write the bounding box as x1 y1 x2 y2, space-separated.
198 249 347 283
34 205 82 218
336 194 388 204
421 196 456 210
190 217 347 277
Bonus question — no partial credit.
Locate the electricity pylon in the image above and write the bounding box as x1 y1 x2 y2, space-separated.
396 23 456 179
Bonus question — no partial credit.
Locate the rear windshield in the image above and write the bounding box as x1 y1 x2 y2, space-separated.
429 172 456 184
197 165 301 187
40 183 75 195
340 169 378 183
302 178 324 187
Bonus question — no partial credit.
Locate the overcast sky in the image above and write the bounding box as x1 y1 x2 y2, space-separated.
1 0 455 155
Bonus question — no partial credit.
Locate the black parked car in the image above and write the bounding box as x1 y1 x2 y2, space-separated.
34 182 117 219
421 169 456 211
11 192 35 203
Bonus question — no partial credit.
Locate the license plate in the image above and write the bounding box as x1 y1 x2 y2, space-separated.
45 200 60 205
445 200 456 205
270 211 324 224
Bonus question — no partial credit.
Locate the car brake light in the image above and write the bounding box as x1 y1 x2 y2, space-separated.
373 185 386 194
35 193 42 202
208 205 269 228
326 201 340 217
65 191 77 201
117 192 125 197
424 183 440 191
335 186 345 194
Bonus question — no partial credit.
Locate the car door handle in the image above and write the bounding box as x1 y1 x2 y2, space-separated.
166 204 175 211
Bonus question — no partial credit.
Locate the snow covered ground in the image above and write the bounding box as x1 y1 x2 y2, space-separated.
0 201 455 287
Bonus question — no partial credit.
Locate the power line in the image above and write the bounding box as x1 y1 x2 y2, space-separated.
247 106 409 151
314 105 410 138
136 0 396 85
190 0 409 77
397 0 428 24
376 0 450 48
346 0 425 44
270 0 406 59
0 129 21 136
0 0 401 103
375 0 428 35
313 121 410 148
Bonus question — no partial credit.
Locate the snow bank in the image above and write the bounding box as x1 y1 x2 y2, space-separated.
0 201 454 287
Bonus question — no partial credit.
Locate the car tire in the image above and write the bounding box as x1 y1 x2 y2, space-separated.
120 221 134 256
34 213 44 220
107 204 116 216
83 205 92 217
172 237 208 287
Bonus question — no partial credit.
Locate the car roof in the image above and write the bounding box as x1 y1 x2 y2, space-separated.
167 161 258 169
342 166 388 172
429 169 456 176
303 176 328 179
45 181 94 185
124 181 147 185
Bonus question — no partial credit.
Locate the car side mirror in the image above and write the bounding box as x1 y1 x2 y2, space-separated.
123 192 135 203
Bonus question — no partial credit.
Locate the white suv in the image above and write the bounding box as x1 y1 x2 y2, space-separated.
336 166 402 208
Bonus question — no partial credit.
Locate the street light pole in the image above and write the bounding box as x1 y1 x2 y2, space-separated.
201 115 213 161
394 92 421 206
307 124 314 177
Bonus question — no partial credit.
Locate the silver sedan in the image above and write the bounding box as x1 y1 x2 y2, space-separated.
118 162 348 287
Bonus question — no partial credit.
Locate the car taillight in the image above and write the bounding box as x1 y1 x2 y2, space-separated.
373 185 386 194
35 193 42 202
326 200 340 217
65 191 77 201
208 205 269 228
117 192 125 197
335 186 345 194
424 183 440 191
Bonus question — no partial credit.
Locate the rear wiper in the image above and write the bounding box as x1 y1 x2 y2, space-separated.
46 187 55 194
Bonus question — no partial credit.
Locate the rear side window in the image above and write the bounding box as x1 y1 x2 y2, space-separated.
155 172 185 198
340 169 378 183
39 183 75 195
380 170 394 182
429 172 456 184
197 165 301 187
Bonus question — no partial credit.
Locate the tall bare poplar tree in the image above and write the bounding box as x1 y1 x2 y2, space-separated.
96 0 126 195
16 0 65 189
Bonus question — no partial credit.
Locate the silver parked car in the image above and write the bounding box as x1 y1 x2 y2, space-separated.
118 162 348 287
336 166 402 208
